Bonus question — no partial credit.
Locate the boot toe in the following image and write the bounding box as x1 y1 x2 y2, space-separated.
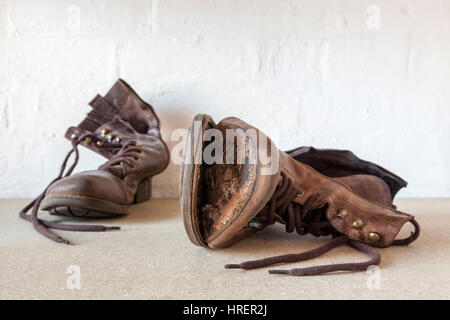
41 171 130 215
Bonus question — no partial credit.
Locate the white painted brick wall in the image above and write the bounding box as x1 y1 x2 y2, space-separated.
0 0 449 198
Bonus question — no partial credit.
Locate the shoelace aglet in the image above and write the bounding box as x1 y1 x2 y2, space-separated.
268 269 290 275
224 264 242 269
105 226 121 231
56 237 71 245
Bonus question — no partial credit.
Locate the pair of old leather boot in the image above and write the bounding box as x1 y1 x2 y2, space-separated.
21 79 420 276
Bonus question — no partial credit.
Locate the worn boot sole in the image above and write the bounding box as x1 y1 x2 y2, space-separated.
180 114 279 249
41 177 152 218
41 197 129 217
180 114 212 247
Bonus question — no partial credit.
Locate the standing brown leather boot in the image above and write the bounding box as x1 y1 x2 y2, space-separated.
19 79 169 244
181 114 420 276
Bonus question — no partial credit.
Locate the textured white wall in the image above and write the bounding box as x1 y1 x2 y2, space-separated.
0 0 449 198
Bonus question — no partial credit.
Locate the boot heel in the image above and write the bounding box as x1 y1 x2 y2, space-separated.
135 177 152 203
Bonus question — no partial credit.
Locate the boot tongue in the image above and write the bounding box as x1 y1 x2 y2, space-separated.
68 97 119 136
103 79 161 135
103 79 131 109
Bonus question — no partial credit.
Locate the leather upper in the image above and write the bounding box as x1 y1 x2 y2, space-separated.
286 146 407 200
43 80 169 206
279 151 414 247
65 79 162 159
45 170 132 204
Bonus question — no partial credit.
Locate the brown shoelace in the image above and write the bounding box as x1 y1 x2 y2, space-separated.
99 140 143 179
19 133 122 244
226 171 420 276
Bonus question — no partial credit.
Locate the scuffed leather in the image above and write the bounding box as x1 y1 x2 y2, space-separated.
65 79 162 159
286 146 407 199
43 79 169 207
334 174 392 207
45 170 131 204
280 151 413 248
192 116 417 250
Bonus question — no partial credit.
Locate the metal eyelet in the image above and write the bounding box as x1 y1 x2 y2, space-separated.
369 232 381 242
352 218 364 230
100 128 108 137
336 208 348 219
105 133 114 141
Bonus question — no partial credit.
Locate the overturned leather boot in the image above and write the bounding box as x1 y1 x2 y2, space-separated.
19 79 169 244
180 114 420 276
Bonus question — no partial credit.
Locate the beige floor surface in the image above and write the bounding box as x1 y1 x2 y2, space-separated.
0 198 449 300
